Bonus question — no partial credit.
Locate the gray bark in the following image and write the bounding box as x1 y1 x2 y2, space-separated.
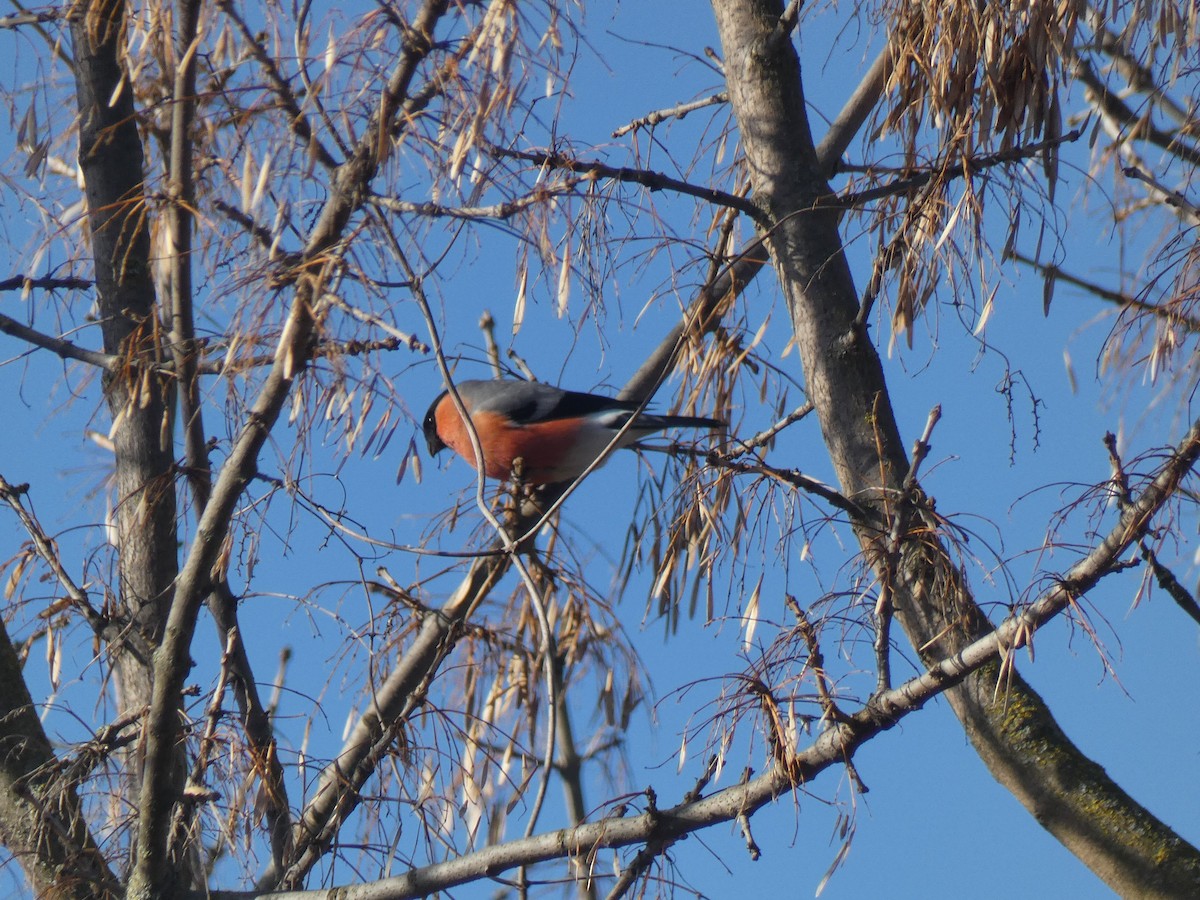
0 615 116 898
709 0 1200 895
71 0 179 718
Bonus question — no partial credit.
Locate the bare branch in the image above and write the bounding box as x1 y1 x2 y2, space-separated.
1123 165 1200 220
605 761 719 900
773 0 802 40
490 144 767 222
829 130 1084 212
213 0 340 170
0 310 117 371
814 46 892 175
1008 249 1200 331
325 294 431 353
0 274 90 292
371 177 594 220
705 454 869 520
1140 544 1200 627
1075 56 1200 169
1089 18 1194 128
727 401 813 453
0 10 60 28
1104 433 1200 628
612 91 729 138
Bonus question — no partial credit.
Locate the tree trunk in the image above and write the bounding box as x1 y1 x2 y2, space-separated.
71 0 178 717
710 0 1200 895
0 616 115 898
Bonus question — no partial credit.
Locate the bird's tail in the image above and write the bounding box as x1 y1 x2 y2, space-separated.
634 413 725 432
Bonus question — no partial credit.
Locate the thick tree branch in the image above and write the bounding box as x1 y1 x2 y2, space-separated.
0 309 116 370
813 46 892 175
167 0 208 511
166 0 296 876
130 281 318 899
710 2 1200 895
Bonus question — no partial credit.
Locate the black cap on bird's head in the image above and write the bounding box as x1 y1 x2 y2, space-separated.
422 391 449 456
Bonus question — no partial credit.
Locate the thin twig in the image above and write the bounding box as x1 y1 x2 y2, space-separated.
0 475 113 641
830 130 1083 212
48 706 147 783
479 311 502 377
705 454 869 521
1005 249 1200 323
325 294 431 352
213 0 339 169
0 10 59 28
1123 166 1200 219
726 401 813 453
605 760 718 900
873 406 941 693
1104 432 1200 627
611 92 728 138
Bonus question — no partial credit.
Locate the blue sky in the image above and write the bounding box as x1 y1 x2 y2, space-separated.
0 2 1196 897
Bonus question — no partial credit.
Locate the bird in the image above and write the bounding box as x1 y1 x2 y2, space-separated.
422 378 724 485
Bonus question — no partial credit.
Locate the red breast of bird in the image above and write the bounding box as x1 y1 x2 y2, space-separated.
422 379 723 485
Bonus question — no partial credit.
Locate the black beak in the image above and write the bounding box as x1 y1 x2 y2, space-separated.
422 392 448 456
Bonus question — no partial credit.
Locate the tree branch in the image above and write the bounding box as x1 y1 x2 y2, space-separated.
813 46 892 175
0 309 115 370
213 0 340 170
489 144 767 223
612 91 729 138
370 177 594 220
1008 249 1200 332
1075 55 1200 169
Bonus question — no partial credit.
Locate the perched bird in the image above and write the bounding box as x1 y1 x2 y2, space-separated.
423 378 723 485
